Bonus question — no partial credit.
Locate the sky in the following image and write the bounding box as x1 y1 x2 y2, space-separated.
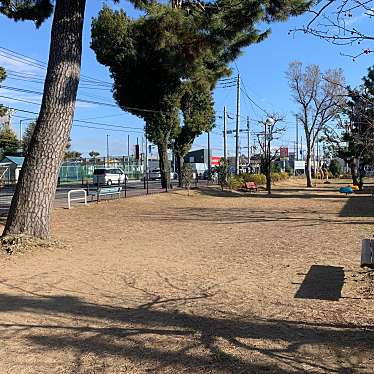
0 1 373 159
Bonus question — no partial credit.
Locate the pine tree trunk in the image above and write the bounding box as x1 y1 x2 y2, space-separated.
3 0 86 239
158 141 170 190
306 145 313 188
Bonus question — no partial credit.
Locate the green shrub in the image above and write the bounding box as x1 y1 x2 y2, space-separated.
227 175 244 190
271 172 280 182
279 172 289 180
241 173 266 185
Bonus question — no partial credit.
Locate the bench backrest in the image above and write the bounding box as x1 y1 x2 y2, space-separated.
98 187 122 194
245 182 256 188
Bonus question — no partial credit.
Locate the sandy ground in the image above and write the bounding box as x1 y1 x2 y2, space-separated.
0 180 373 373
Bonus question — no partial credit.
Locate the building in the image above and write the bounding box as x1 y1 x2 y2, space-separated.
0 156 24 184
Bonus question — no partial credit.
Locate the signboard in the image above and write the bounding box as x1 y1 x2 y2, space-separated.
294 160 305 171
211 156 221 166
280 147 289 159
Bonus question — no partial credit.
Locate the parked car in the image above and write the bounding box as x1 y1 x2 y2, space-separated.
93 168 128 185
147 168 162 180
144 169 178 181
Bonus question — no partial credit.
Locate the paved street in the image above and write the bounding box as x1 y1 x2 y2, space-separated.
0 179 180 214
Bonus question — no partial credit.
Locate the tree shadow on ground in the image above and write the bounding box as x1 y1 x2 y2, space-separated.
0 292 373 373
196 186 355 200
127 205 374 227
339 196 374 218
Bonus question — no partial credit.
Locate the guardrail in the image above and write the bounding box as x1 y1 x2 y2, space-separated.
67 189 87 209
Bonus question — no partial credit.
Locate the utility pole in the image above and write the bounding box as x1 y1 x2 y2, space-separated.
235 74 240 175
223 106 227 161
296 115 299 161
145 130 148 174
127 134 130 160
247 116 250 171
207 130 211 179
106 134 110 167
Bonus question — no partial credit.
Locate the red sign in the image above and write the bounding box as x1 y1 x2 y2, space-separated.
280 147 289 159
211 156 220 166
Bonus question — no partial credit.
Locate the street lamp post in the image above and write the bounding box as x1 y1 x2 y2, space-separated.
106 134 110 167
265 117 275 195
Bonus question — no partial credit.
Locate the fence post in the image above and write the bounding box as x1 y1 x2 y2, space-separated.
146 172 149 195
124 174 127 198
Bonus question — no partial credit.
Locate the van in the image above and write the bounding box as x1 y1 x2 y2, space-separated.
93 168 128 185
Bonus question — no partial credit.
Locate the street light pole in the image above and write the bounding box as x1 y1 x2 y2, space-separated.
235 74 240 175
207 130 211 180
265 117 274 195
247 116 250 171
223 106 227 161
106 134 109 167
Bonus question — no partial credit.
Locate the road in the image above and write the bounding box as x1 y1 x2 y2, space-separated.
0 179 179 215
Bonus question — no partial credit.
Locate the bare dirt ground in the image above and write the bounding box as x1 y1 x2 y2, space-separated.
0 179 373 373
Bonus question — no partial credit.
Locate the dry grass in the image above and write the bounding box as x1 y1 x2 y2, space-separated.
0 179 373 373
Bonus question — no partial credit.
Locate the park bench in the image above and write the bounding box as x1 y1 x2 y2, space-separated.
244 181 257 192
90 186 122 202
361 239 374 269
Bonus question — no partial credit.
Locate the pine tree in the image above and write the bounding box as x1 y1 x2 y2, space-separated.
91 1 309 188
22 121 36 154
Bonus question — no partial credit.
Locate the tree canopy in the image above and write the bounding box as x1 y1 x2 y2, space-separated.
92 0 309 187
0 0 53 26
0 125 19 156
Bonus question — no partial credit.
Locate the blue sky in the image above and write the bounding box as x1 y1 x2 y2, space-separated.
0 1 372 158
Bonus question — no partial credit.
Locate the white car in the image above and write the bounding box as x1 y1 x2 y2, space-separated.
145 169 178 180
93 168 128 185
147 168 162 180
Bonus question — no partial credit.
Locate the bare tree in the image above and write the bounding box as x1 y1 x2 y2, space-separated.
291 0 373 59
256 114 285 194
286 61 346 187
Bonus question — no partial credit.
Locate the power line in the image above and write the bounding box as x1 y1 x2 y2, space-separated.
0 88 167 114
4 105 145 134
0 46 112 87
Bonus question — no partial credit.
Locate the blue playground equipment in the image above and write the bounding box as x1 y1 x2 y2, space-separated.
339 186 353 195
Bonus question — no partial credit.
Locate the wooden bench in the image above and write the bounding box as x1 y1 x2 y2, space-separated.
244 181 257 192
361 239 374 269
90 186 122 202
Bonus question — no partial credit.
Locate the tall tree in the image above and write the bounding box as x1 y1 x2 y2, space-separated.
324 66 374 186
174 78 215 186
92 0 309 188
3 0 86 239
286 61 346 187
22 120 36 155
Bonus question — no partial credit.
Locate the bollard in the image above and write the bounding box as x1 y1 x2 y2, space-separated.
124 175 127 198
